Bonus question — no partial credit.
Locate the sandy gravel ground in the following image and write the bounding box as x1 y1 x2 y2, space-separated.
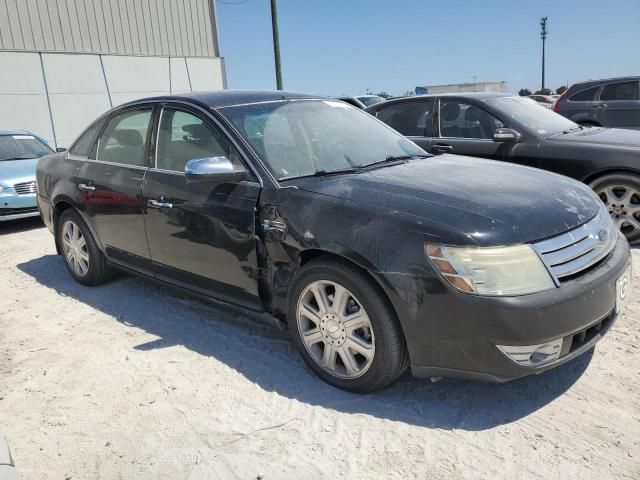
0 218 639 480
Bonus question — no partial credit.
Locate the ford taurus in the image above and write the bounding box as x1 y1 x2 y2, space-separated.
36 91 632 392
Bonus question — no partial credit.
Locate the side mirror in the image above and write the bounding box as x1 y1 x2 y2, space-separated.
493 128 521 143
185 156 247 183
56 147 67 153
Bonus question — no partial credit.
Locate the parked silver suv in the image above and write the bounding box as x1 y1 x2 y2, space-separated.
554 76 640 130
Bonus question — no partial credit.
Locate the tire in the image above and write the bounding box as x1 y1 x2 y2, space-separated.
288 258 408 393
57 209 112 286
589 173 640 244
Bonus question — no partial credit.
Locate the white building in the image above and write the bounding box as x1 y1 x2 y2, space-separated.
0 0 226 149
415 81 508 95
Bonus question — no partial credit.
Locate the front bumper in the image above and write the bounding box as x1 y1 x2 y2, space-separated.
379 233 631 382
0 192 39 222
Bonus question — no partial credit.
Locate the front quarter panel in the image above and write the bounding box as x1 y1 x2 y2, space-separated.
258 187 443 320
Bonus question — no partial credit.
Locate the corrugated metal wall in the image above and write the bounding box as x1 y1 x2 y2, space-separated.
0 0 219 58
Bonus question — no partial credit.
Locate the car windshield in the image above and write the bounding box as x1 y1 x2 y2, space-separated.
0 134 52 161
486 96 578 135
220 99 426 180
357 95 385 107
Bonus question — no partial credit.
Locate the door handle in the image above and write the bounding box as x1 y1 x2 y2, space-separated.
432 144 454 154
78 183 95 191
147 199 173 209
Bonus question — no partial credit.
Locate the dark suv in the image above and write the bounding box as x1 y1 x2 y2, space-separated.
554 76 640 129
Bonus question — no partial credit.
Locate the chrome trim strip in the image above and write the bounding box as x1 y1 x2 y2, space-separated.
532 209 616 282
65 155 148 171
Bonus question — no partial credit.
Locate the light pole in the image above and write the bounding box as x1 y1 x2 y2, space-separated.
270 0 283 90
540 16 548 92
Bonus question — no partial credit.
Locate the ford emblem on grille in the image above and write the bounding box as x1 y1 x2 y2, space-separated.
596 229 609 244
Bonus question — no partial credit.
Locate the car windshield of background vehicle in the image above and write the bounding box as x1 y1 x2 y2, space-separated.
221 99 426 180
357 96 385 107
0 135 52 161
486 96 578 135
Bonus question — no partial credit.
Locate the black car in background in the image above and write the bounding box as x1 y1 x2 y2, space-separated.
367 93 640 242
36 91 631 392
554 76 640 130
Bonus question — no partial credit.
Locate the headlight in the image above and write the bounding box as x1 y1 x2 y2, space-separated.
425 243 555 296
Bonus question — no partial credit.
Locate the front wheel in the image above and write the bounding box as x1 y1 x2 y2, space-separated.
590 173 640 243
288 258 408 393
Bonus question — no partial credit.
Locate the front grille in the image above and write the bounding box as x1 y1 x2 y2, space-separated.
14 180 36 195
0 206 38 216
532 208 616 283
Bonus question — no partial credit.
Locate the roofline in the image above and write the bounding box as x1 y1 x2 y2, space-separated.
571 75 640 86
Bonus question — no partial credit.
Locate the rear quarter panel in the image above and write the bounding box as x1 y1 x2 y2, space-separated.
36 153 82 233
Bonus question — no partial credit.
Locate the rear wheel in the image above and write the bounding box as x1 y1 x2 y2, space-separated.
590 173 640 243
288 258 408 393
57 209 112 285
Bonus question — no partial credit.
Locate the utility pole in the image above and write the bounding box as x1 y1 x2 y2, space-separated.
270 0 283 90
540 16 548 91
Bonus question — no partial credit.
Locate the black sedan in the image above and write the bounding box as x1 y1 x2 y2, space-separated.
36 91 631 393
367 93 640 242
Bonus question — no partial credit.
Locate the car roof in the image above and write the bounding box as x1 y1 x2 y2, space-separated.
367 92 512 109
0 129 32 136
570 75 640 88
122 89 325 110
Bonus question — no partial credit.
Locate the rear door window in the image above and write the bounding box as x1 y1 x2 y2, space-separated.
375 101 434 137
96 108 152 166
569 86 600 102
600 81 639 101
69 117 107 158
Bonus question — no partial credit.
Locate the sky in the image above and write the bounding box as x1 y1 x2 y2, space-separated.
215 0 640 97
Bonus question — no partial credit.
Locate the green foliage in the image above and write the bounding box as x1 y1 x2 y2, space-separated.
518 88 532 96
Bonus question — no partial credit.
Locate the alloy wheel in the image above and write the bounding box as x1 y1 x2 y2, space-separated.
61 219 90 277
597 185 640 237
296 280 375 379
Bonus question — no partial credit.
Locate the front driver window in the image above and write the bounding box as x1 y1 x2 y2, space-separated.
156 108 244 173
96 109 152 166
439 101 504 139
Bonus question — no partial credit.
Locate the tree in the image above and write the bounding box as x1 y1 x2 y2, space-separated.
375 91 392 99
518 88 532 96
556 85 568 95
534 88 553 95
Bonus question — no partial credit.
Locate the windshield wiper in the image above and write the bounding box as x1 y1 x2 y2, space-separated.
561 125 585 134
279 167 360 181
278 154 430 181
361 154 430 170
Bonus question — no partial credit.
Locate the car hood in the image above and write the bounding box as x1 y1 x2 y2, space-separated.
549 127 640 149
289 155 601 246
0 158 38 185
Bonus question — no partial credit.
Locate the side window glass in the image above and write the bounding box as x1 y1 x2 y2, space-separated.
439 101 504 139
96 109 152 166
376 101 434 137
69 116 107 158
569 86 599 102
156 108 246 174
600 81 639 101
